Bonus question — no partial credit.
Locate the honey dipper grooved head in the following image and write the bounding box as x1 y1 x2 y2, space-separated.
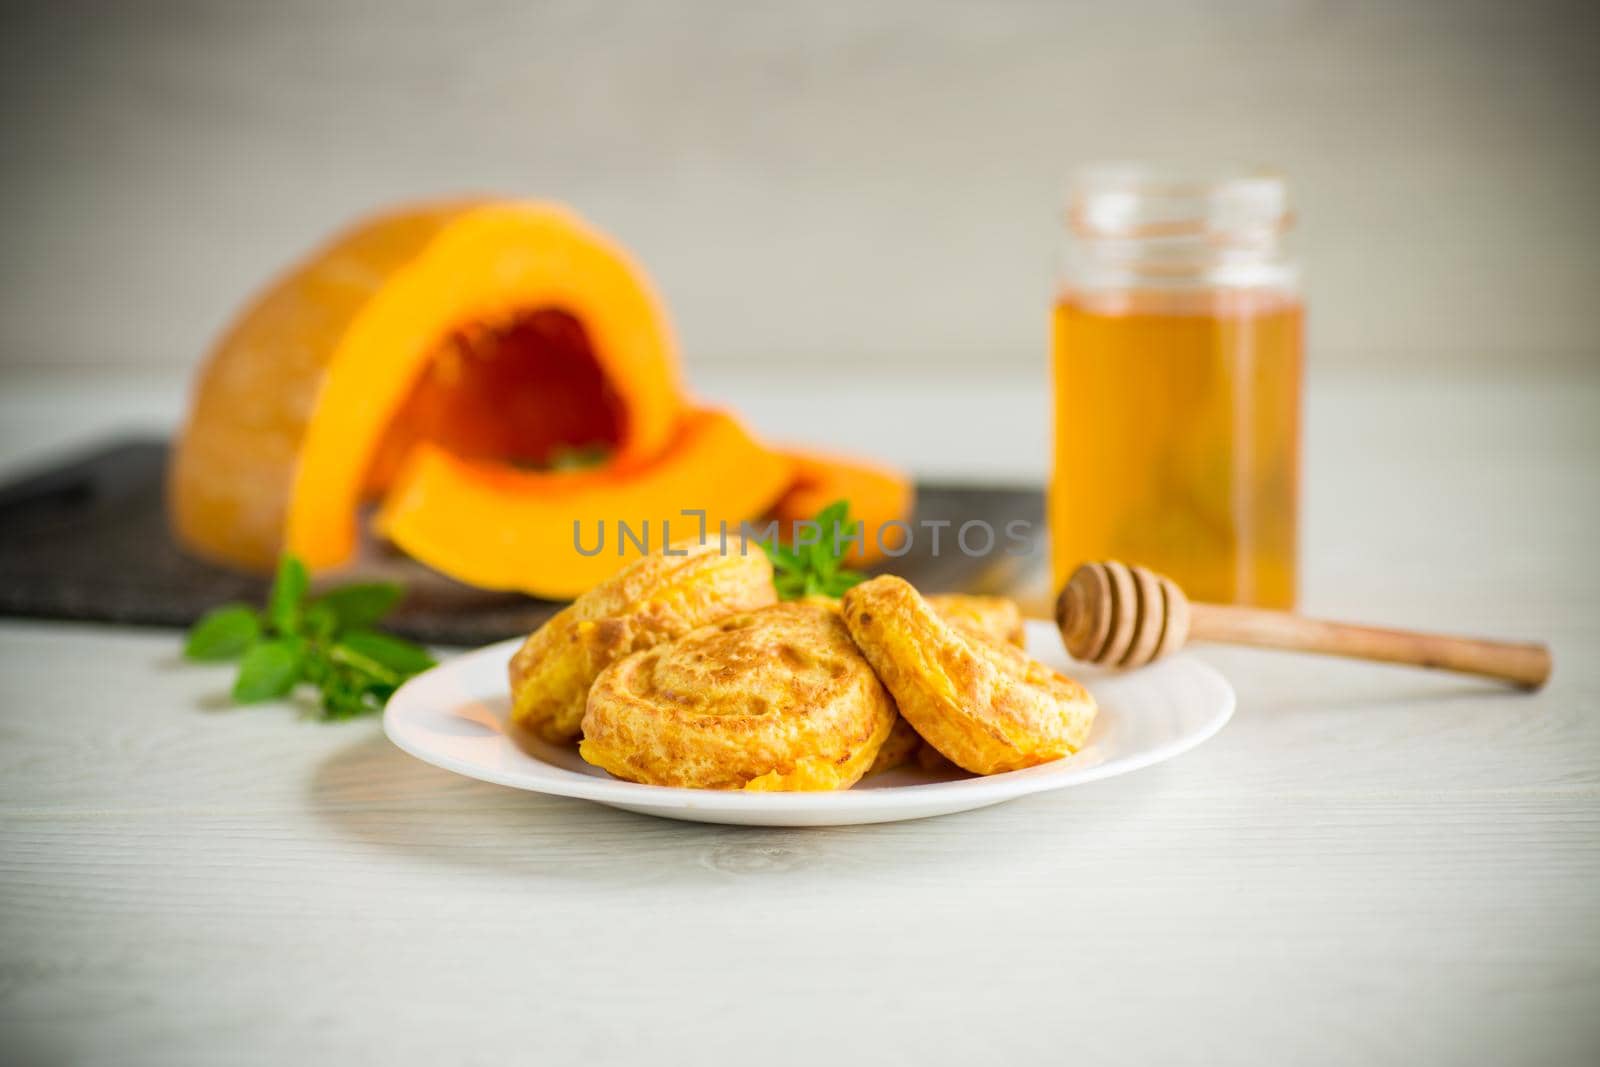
1055 561 1191 667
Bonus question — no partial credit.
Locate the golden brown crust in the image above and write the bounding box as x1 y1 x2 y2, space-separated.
845 593 1029 777
927 593 1026 648
579 600 896 790
508 541 776 743
797 593 921 779
842 576 1097 775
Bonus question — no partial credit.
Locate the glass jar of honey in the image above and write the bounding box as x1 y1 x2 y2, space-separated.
1050 165 1303 609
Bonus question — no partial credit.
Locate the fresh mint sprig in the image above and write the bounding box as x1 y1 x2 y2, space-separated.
184 554 435 719
761 499 869 600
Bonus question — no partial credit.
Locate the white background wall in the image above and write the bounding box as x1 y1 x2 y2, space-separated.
3 0 1597 377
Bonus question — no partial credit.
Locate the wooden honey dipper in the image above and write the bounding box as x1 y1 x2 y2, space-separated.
1055 561 1551 690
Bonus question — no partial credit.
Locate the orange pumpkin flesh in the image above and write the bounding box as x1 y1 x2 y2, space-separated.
376 409 794 599
770 450 914 565
170 200 683 572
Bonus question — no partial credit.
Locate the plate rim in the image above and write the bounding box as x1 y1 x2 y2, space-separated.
383 623 1235 813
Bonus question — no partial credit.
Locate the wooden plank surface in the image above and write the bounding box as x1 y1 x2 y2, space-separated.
1 369 1597 1066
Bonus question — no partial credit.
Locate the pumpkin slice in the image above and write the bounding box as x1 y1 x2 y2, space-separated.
376 409 794 599
170 199 684 572
770 450 914 565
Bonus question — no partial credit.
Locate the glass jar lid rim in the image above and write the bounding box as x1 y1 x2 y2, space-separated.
1067 163 1291 238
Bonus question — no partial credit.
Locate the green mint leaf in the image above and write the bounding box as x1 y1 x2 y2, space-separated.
774 573 808 600
821 569 867 597
299 643 333 687
814 499 849 531
766 499 867 601
806 536 834 580
312 582 402 632
314 639 410 720
336 630 436 678
267 554 309 635
303 601 338 641
184 605 261 661
315 657 380 719
816 500 862 575
322 684 384 720
232 638 303 703
187 556 424 718
327 644 400 688
759 539 803 573
814 543 840 581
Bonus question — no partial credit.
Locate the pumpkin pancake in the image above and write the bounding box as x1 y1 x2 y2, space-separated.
509 541 775 744
579 600 896 790
865 593 1027 775
842 576 1097 775
926 593 1026 648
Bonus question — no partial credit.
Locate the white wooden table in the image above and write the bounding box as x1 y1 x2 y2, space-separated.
2 369 1597 1066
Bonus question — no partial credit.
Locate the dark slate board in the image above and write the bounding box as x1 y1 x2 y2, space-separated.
0 437 1047 647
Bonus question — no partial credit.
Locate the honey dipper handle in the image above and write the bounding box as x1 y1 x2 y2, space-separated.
1185 603 1553 690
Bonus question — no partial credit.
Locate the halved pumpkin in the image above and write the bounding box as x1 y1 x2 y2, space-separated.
170 200 684 572
376 409 794 599
769 450 914 565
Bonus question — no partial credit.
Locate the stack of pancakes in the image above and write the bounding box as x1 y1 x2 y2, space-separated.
509 543 1096 790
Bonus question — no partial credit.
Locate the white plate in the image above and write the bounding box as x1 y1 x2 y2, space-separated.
384 621 1234 826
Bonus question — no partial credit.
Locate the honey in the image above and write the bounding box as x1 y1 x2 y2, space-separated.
1049 290 1302 608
